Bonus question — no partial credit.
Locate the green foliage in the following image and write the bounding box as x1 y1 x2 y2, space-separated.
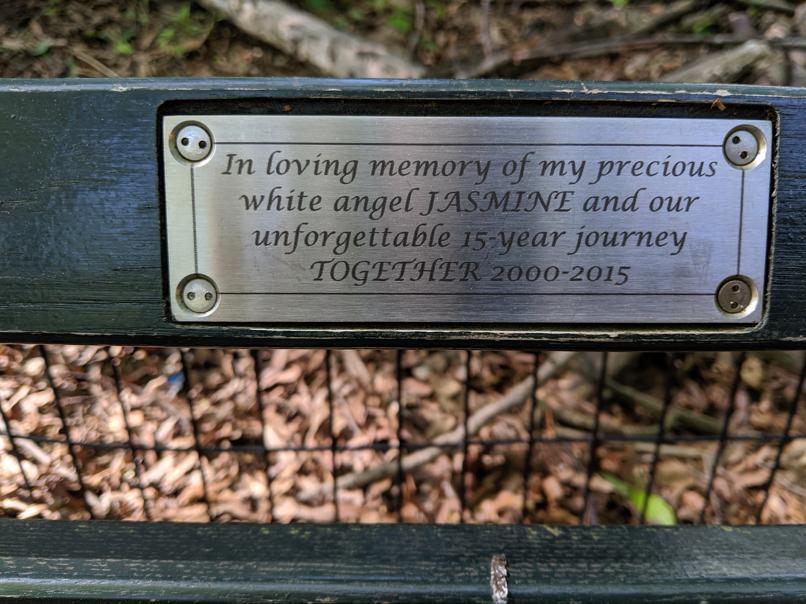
125 0 151 27
155 2 212 56
426 0 447 20
112 38 134 56
42 0 63 18
30 40 51 57
689 14 716 35
419 38 439 53
111 29 135 56
65 55 78 77
347 7 366 22
137 1 151 26
610 0 629 8
293 0 434 36
302 0 337 15
386 7 413 34
600 473 677 526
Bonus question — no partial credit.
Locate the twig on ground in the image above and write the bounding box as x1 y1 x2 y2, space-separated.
70 47 119 78
629 0 707 38
456 35 802 79
660 39 773 82
197 0 425 78
453 0 704 78
605 380 724 435
551 425 711 459
480 0 494 57
732 0 796 15
0 36 119 78
548 402 659 437
574 355 725 435
407 1 426 56
297 351 577 502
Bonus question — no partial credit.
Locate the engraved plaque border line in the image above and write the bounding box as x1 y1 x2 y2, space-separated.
186 142 744 299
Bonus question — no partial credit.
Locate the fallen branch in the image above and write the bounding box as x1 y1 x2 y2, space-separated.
453 0 703 79
605 380 723 435
198 0 425 78
297 351 576 502
550 425 713 459
660 39 772 83
574 355 725 435
457 35 802 79
70 47 119 78
549 402 658 437
732 0 796 15
629 0 707 38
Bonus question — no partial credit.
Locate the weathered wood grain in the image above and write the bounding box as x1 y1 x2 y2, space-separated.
0 79 804 348
0 520 804 602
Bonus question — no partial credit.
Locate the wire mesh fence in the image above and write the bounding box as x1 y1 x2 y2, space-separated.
1 345 804 525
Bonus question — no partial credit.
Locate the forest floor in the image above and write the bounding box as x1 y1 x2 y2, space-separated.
2 346 805 524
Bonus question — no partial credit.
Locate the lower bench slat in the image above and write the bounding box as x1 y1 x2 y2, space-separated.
0 520 804 603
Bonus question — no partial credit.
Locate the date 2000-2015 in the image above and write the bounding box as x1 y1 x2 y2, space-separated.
308 259 632 287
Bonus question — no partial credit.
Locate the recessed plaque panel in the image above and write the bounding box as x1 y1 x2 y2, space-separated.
163 115 772 324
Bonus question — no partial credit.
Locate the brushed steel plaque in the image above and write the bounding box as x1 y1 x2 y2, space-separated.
162 115 772 324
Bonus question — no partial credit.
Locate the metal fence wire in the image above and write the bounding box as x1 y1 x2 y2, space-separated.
0 346 804 525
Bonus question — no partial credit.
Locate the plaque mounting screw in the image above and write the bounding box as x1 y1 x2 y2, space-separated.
723 126 763 168
174 123 212 162
180 275 218 314
716 276 755 315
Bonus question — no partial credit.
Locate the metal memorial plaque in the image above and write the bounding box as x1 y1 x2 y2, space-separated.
162 115 772 324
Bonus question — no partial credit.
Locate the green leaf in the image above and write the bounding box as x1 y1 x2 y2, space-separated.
426 0 447 20
347 8 365 22
600 473 677 526
690 14 715 35
66 56 78 77
113 38 134 56
43 0 63 18
173 3 192 24
610 0 629 7
420 38 439 53
303 0 336 15
31 40 50 57
110 29 135 56
386 8 413 34
156 26 176 50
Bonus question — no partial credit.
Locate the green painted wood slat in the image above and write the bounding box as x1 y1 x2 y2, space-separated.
1 79 805 348
0 520 805 603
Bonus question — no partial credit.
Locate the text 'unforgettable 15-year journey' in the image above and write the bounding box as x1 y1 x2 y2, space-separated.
163 115 772 324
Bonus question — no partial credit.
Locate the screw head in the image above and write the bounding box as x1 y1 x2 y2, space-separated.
174 123 212 162
723 127 763 168
180 275 218 314
716 276 754 315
